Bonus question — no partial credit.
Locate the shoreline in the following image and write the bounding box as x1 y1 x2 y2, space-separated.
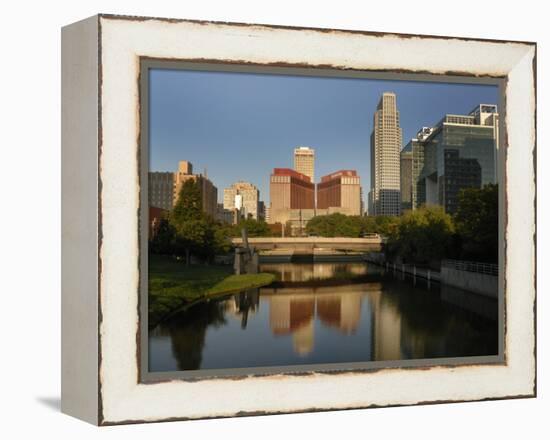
149 272 276 329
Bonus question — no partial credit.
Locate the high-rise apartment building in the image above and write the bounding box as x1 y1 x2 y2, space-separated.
410 105 499 214
173 160 218 218
149 172 174 210
400 147 413 212
369 92 403 216
148 160 218 218
317 170 362 216
223 181 260 222
269 168 315 229
293 147 315 183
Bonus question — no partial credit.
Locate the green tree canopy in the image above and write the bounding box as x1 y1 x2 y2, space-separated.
171 178 203 224
361 215 400 236
386 205 455 264
169 179 214 264
454 184 498 263
149 217 176 255
305 213 399 238
306 213 360 237
230 218 271 237
173 217 213 261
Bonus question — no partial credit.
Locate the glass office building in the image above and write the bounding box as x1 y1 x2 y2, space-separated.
407 105 499 214
405 127 434 212
400 144 413 212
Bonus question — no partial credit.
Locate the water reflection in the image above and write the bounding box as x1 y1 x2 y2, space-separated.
149 263 498 372
150 300 226 371
261 262 369 282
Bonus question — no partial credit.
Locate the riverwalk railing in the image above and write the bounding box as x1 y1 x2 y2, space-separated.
442 259 498 276
364 254 498 296
389 263 440 282
364 254 439 282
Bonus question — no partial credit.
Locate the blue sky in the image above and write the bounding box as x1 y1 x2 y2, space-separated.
149 68 498 204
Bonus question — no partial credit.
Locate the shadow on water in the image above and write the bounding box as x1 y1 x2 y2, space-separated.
378 277 498 359
151 301 227 371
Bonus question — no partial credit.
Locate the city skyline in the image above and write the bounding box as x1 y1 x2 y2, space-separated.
149 68 499 206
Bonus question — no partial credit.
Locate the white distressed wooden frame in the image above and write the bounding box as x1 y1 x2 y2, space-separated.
61 14 536 425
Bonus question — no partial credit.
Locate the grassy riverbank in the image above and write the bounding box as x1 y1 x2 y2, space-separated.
148 255 275 327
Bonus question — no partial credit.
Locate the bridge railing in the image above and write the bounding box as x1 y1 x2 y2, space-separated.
361 233 381 239
231 236 382 244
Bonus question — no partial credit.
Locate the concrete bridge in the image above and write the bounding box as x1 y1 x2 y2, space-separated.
231 236 382 253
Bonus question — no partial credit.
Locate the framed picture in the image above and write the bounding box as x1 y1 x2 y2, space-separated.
61 14 536 425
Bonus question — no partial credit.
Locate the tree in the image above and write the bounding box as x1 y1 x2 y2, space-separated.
305 213 399 238
334 215 362 237
149 179 235 263
230 218 271 237
212 221 233 255
454 184 498 263
171 179 202 222
306 213 363 237
172 217 213 264
306 214 335 237
149 217 176 255
361 215 400 236
386 206 455 264
170 179 211 264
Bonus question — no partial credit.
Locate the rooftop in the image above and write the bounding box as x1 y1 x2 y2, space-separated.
294 146 315 153
320 170 358 182
272 168 312 182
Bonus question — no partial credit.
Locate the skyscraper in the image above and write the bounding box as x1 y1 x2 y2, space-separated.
400 146 413 212
269 168 315 232
293 147 315 183
408 127 434 210
369 92 402 216
317 170 362 216
411 104 499 214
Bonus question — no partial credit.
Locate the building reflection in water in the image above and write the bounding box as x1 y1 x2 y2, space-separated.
317 293 362 335
259 279 496 361
261 282 403 359
370 292 402 360
149 263 498 371
224 288 260 329
150 300 227 371
269 295 315 355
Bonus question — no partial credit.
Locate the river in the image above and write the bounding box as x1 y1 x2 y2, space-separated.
148 261 498 372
